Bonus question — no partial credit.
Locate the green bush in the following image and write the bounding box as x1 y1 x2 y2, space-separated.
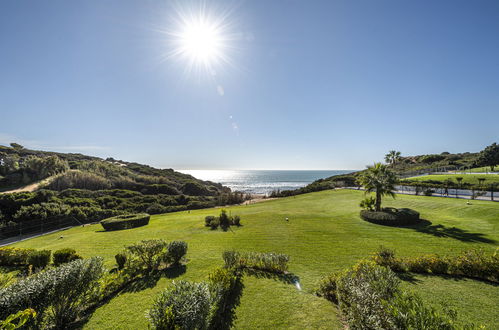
100 213 150 231
222 251 289 274
147 280 211 330
317 260 461 329
0 257 104 327
0 247 35 266
53 248 82 266
372 248 499 282
360 207 420 226
210 218 220 230
126 239 167 272
115 253 127 270
27 250 51 270
359 196 376 211
205 216 216 227
166 241 188 265
219 210 230 231
231 215 241 226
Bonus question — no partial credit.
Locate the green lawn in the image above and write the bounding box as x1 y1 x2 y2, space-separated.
12 190 499 329
407 173 499 185
450 166 498 173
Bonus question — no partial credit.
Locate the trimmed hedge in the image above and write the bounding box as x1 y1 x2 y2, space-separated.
0 247 35 266
360 207 420 226
100 213 150 231
53 248 82 266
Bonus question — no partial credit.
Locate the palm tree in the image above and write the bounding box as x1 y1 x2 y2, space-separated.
357 163 398 211
384 150 401 166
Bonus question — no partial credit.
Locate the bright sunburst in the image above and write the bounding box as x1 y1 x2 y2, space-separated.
162 3 235 78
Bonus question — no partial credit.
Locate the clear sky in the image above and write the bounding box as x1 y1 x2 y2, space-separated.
1 0 498 170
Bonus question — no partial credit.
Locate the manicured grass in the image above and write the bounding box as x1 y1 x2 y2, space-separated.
12 190 499 329
407 173 499 185
451 166 498 173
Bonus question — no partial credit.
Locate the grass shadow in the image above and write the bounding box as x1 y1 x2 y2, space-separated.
243 268 300 285
400 272 499 286
209 275 245 330
404 219 496 244
122 264 187 293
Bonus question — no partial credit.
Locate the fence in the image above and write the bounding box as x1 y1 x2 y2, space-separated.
0 216 84 246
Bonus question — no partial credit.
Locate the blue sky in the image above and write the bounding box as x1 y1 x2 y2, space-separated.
1 0 498 170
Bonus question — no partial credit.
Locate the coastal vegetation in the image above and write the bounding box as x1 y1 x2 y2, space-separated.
204 210 242 231
4 189 497 329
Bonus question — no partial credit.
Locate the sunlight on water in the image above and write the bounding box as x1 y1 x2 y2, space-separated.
179 169 353 194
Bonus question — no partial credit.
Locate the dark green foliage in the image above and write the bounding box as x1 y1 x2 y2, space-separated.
222 251 289 273
317 261 462 329
115 253 127 270
359 196 376 211
360 207 420 226
27 250 51 270
477 142 499 171
205 216 216 227
53 248 82 266
231 215 241 226
166 241 188 265
181 181 212 196
100 213 150 231
219 210 230 231
0 257 104 327
147 280 211 330
0 247 35 266
204 210 242 231
126 239 168 271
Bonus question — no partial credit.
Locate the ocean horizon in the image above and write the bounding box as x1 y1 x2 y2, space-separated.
180 169 355 194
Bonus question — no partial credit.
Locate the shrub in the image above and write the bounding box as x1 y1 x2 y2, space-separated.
0 257 104 327
100 213 150 231
27 250 51 270
53 248 82 266
126 239 167 272
360 207 420 226
0 273 15 289
147 280 211 330
115 253 127 270
0 247 35 266
318 260 459 330
372 248 499 282
210 218 220 230
359 196 376 211
232 215 241 226
166 241 188 265
222 251 289 274
219 210 230 231
0 308 37 329
205 216 216 227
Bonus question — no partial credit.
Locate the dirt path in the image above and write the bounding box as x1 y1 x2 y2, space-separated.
0 176 55 194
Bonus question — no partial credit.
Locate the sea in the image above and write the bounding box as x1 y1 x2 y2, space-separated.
179 170 354 195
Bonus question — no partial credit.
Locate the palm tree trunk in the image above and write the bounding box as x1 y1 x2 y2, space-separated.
375 191 381 211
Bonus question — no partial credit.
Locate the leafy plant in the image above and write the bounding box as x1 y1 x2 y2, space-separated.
125 239 167 272
115 253 127 270
165 241 188 265
147 280 211 330
53 248 82 266
0 308 36 330
27 250 51 270
357 163 398 211
359 196 376 211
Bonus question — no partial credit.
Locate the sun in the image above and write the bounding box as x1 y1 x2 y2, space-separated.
163 5 234 77
178 19 223 65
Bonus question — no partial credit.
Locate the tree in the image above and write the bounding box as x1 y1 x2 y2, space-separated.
476 143 499 171
9 143 24 150
357 163 398 211
384 150 401 166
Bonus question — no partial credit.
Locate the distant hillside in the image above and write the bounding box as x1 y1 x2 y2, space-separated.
0 143 227 196
272 149 486 197
0 143 244 239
